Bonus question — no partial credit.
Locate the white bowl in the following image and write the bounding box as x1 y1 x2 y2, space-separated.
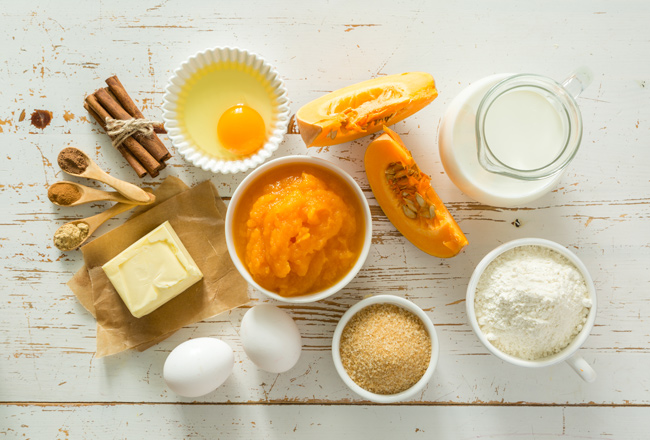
224 155 372 304
331 295 439 403
162 47 290 174
466 238 598 382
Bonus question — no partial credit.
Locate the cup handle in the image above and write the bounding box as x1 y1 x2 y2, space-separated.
562 66 594 99
565 354 597 383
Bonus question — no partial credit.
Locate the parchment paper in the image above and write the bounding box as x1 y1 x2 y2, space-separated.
67 177 249 357
68 176 191 318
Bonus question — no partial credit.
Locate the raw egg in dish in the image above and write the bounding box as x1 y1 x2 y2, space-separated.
177 62 275 159
218 104 266 156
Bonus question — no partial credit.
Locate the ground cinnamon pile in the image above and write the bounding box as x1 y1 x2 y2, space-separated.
58 147 89 175
84 75 170 178
48 182 82 205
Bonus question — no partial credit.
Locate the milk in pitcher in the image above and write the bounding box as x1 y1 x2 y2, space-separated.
483 90 565 171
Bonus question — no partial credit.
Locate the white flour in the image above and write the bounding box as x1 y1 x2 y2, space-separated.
474 245 592 360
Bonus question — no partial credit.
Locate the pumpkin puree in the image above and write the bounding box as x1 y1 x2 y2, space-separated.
234 164 364 297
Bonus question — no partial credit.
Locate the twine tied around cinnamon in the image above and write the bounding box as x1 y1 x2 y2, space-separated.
105 117 157 149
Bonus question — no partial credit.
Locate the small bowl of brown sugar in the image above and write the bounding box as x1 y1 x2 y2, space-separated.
332 295 439 403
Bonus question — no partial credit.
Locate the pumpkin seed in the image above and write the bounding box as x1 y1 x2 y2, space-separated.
386 161 437 222
405 199 418 213
329 130 337 139
402 205 417 219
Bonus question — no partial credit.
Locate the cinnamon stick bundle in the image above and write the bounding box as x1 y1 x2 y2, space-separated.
106 77 166 134
84 75 171 178
95 88 171 163
84 102 150 178
85 95 161 177
105 76 169 155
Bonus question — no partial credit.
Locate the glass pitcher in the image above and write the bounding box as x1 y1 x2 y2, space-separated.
475 68 593 180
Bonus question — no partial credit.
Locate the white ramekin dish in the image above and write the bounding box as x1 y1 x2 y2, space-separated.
162 47 290 174
331 295 439 403
466 238 598 382
224 155 372 304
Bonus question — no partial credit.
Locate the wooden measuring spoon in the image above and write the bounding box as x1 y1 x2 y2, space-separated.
53 202 137 251
57 147 150 203
48 181 155 207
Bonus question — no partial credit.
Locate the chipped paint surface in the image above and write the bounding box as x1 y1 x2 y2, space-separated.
1 0 650 438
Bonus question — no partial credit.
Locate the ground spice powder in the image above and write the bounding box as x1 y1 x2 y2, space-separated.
54 222 90 251
58 147 89 174
339 303 431 395
48 182 82 205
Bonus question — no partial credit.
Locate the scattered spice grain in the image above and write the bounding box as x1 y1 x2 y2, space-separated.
30 109 52 129
339 303 431 395
48 182 82 206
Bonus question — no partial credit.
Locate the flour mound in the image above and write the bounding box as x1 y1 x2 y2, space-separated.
474 245 592 360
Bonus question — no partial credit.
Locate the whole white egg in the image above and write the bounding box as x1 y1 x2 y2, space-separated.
241 305 302 373
163 338 234 397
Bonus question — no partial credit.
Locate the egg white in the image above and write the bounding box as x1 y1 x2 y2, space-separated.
178 63 276 159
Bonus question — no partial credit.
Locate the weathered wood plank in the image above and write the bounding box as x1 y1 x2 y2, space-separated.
3 404 650 439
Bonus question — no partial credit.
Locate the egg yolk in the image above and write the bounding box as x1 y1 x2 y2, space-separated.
217 104 266 156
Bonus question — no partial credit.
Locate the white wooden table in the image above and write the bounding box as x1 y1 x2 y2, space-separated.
2 1 649 438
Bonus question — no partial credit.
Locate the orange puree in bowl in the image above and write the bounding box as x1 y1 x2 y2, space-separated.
234 164 364 297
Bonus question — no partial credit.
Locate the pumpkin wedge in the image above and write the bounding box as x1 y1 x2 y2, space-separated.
365 127 468 258
296 72 437 147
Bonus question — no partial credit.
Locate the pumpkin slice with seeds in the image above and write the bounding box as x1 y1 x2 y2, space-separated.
296 72 437 147
364 126 468 258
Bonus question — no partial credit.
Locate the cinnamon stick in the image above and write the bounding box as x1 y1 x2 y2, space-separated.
85 94 161 177
95 88 171 162
105 76 144 119
106 76 166 133
153 122 166 134
84 102 148 178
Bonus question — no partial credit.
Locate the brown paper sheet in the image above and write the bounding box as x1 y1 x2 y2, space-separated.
67 177 248 357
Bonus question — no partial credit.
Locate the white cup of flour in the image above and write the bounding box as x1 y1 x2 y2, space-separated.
466 238 597 382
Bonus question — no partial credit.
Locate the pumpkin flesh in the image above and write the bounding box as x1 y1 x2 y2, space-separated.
297 72 437 147
365 127 468 258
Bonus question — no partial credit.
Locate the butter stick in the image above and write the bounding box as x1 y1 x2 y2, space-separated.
102 221 203 318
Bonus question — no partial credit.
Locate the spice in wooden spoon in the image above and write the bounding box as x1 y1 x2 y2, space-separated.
48 182 83 206
57 147 150 203
48 181 155 207
53 222 90 251
53 202 138 251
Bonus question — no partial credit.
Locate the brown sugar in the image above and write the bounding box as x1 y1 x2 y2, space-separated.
58 147 89 175
48 182 82 206
339 303 431 395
